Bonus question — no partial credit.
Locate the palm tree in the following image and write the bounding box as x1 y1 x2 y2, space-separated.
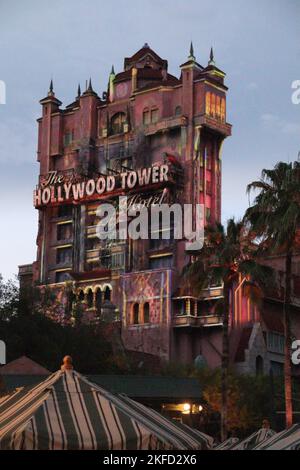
245 161 300 428
184 219 273 441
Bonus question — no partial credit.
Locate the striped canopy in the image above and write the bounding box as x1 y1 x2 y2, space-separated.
232 428 276 450
0 369 211 450
214 437 240 450
253 424 300 450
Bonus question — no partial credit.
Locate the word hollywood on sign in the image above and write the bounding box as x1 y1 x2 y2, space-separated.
33 165 169 207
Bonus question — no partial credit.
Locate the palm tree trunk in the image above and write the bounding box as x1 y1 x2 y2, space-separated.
221 282 230 441
284 249 293 427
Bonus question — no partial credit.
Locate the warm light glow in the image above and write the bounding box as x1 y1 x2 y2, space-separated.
182 403 191 412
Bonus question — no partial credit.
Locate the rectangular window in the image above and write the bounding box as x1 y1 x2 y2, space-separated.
58 205 73 218
57 223 72 241
149 255 173 269
267 332 284 353
143 110 150 125
63 131 74 147
206 208 211 222
151 109 159 124
55 271 71 283
56 247 72 264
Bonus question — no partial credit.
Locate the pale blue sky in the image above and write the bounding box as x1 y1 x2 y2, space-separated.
0 0 299 279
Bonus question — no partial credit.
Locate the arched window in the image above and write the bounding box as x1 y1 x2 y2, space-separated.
256 355 264 376
78 290 85 302
87 289 93 309
175 105 182 116
143 302 150 323
95 288 102 311
111 112 126 135
132 303 139 324
104 286 111 301
67 291 76 314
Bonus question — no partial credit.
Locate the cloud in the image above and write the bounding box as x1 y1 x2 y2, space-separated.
0 117 37 164
247 81 258 90
260 113 300 135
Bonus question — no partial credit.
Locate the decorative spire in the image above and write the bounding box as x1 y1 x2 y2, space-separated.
208 47 215 66
111 65 115 75
188 41 195 60
48 78 54 96
77 83 81 99
87 78 93 92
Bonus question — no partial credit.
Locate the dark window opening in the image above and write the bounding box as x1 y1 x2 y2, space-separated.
143 302 150 323
104 286 111 301
132 303 139 324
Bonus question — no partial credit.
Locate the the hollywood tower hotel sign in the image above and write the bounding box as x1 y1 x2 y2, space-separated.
23 43 231 365
33 165 170 207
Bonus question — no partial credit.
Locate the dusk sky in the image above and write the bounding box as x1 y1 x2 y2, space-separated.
0 0 299 279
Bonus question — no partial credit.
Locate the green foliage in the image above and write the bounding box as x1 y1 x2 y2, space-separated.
0 276 115 373
245 161 300 251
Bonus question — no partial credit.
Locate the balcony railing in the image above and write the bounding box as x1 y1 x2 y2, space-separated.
173 314 223 328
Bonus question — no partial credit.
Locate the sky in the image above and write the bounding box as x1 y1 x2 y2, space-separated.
0 0 299 279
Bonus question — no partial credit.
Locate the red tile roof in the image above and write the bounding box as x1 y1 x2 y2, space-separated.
1 356 50 375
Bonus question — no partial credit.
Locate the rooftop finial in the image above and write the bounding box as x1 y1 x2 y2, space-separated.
61 355 73 371
188 41 195 60
87 78 93 92
48 78 54 95
143 42 149 48
77 83 81 99
208 47 215 65
111 65 115 75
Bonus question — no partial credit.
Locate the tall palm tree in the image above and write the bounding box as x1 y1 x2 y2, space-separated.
245 161 300 428
184 219 273 441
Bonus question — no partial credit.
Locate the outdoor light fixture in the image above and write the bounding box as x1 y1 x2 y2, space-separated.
182 403 191 414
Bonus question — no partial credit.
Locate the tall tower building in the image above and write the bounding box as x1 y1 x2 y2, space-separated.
21 44 232 365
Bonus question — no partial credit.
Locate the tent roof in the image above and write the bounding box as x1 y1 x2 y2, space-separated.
253 424 300 450
0 368 209 451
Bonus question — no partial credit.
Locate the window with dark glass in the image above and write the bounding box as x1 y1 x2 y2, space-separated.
149 255 173 270
56 247 72 264
58 205 73 218
132 303 139 324
96 289 102 311
110 112 126 135
104 286 111 301
87 289 93 308
57 223 72 241
143 302 150 323
55 271 71 283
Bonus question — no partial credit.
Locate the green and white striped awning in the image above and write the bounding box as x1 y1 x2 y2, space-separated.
232 428 276 450
0 369 212 450
214 437 239 450
253 424 300 450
